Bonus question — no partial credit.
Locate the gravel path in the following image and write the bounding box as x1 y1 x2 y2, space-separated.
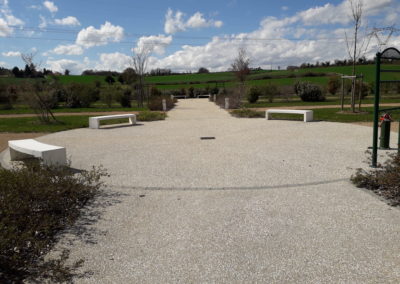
2 99 400 283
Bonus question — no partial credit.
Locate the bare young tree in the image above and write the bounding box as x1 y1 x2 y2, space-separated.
345 0 370 112
231 47 250 103
132 45 152 107
21 52 41 77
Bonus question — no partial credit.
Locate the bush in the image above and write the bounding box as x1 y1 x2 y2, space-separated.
351 153 400 206
354 81 369 99
150 86 162 97
294 81 325 102
231 108 265 118
148 95 176 111
137 110 166 121
327 76 341 95
214 87 242 109
0 83 18 110
247 86 261 103
119 89 132 107
263 83 280 103
0 162 108 283
65 83 98 108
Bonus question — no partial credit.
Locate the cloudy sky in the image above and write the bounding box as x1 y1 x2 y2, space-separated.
1 0 399 74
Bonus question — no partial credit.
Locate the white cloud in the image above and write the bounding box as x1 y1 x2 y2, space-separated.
51 44 84 55
95 52 131 71
54 16 80 26
135 34 173 55
186 12 223 29
46 58 90 74
39 15 47 28
0 18 12 36
43 1 58 14
164 9 223 34
76 21 124 48
2 51 20 57
0 0 24 36
282 6 289 11
0 61 6 66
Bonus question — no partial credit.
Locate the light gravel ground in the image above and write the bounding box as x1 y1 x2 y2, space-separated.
2 99 400 283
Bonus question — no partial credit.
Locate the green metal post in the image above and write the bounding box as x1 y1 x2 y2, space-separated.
372 53 381 167
398 121 400 155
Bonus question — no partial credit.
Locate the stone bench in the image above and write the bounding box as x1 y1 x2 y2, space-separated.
266 109 313 122
8 139 67 166
89 114 136 129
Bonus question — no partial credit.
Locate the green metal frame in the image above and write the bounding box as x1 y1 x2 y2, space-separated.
372 47 400 167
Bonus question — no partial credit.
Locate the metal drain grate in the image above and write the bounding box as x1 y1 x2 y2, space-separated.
200 137 216 140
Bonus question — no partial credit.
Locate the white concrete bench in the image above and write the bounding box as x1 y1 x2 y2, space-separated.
8 139 67 166
266 109 313 122
89 114 136 129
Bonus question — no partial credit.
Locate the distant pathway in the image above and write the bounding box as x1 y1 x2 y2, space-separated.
2 99 400 283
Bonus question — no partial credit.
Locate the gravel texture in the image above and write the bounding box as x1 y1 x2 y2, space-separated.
1 99 400 283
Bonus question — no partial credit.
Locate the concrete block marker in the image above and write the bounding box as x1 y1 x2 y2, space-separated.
225 98 229 109
162 99 167 111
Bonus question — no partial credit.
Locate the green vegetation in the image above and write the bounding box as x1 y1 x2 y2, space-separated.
0 161 108 283
0 112 166 133
351 153 400 206
230 107 400 123
231 108 265 118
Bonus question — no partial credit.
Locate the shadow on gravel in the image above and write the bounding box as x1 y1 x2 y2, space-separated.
48 189 130 281
116 178 349 191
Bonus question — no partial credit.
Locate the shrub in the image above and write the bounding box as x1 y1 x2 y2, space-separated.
247 86 261 103
188 87 195 98
119 89 132 107
327 76 341 95
263 83 280 103
0 161 108 283
148 95 176 111
65 83 98 108
150 86 162 97
137 110 166 121
214 87 242 109
0 83 18 110
231 108 265 118
354 82 369 99
351 153 400 206
294 81 325 102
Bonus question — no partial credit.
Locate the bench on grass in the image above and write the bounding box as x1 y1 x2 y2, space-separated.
8 139 67 166
89 114 136 129
266 109 313 122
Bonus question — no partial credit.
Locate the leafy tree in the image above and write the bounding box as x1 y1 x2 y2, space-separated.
198 67 209 74
105 75 115 85
327 76 341 95
121 67 137 85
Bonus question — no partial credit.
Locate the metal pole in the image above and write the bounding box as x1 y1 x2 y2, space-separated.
398 121 400 155
358 74 363 111
372 53 381 167
341 76 345 111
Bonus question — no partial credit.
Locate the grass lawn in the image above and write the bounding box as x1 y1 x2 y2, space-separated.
0 111 166 132
243 96 400 108
232 106 400 123
0 104 147 115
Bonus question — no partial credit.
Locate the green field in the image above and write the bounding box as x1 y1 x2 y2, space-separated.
2 64 399 91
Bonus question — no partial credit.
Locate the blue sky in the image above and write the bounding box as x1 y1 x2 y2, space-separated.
1 0 399 74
